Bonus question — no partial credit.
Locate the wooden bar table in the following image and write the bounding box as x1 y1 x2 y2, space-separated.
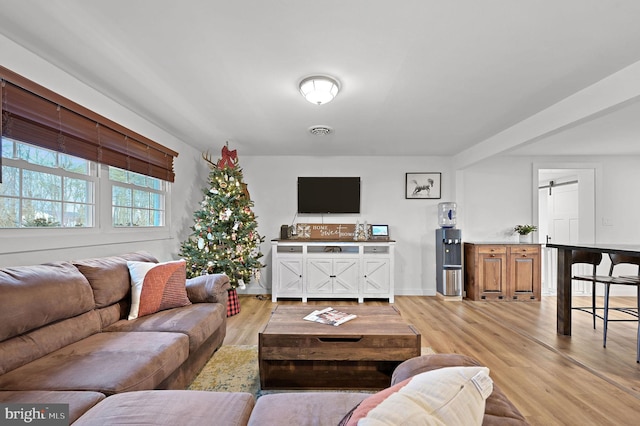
546 243 640 335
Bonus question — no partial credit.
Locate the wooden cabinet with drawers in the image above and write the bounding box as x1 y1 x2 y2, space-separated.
464 243 541 301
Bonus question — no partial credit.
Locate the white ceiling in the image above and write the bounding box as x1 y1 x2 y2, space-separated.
1 0 640 158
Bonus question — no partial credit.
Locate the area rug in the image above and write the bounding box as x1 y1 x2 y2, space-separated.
188 345 434 397
188 345 260 395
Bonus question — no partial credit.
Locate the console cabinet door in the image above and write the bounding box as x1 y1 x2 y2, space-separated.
362 259 390 295
307 258 359 294
275 258 303 296
307 259 334 294
332 259 360 293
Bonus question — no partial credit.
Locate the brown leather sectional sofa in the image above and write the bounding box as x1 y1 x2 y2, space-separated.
0 252 233 422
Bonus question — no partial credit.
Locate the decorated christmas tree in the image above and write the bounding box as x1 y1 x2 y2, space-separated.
180 145 264 292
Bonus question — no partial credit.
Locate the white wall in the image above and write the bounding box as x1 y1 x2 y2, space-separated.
460 154 640 244
239 155 453 296
458 157 533 243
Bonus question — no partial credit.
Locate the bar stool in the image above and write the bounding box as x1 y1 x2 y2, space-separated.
571 251 640 362
571 251 608 328
602 254 640 363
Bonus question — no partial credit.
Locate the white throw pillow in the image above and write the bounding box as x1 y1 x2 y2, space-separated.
357 366 492 426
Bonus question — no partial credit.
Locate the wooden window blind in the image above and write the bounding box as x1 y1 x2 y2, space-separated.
0 66 178 182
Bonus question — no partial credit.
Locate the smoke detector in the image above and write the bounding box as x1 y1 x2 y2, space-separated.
308 125 334 136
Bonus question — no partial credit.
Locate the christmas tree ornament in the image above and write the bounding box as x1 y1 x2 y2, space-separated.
216 144 238 169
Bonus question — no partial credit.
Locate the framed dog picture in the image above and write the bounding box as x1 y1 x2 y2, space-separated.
405 172 441 199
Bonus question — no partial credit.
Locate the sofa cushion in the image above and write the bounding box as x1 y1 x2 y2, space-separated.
0 261 95 342
104 303 225 353
342 366 492 426
73 252 158 309
127 259 191 320
0 391 105 424
248 392 369 426
73 390 255 426
0 332 189 395
0 310 102 376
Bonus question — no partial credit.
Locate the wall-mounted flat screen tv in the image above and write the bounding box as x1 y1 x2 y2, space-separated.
297 177 361 214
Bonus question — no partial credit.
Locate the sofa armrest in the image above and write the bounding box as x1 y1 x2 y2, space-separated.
392 354 529 425
185 274 230 304
391 353 481 384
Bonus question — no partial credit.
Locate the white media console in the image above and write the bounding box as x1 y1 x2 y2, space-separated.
271 239 396 303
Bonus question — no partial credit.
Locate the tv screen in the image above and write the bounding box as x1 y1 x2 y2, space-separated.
297 177 360 214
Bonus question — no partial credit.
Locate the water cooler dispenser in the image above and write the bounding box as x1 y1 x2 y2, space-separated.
435 203 462 297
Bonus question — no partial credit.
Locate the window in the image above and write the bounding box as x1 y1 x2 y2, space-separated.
109 167 165 227
0 138 95 228
1 139 168 229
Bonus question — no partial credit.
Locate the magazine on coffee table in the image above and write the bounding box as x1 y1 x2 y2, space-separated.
303 307 357 326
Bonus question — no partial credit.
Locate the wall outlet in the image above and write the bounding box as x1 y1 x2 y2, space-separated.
602 217 614 226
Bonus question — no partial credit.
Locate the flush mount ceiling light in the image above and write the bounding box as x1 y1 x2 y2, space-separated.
308 125 334 136
299 75 340 105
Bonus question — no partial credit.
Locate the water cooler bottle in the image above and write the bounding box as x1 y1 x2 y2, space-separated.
435 203 462 297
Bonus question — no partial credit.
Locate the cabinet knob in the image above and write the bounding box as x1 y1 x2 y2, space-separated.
490 254 495 257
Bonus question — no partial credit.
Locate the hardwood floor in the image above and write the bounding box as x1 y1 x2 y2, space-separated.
224 295 640 425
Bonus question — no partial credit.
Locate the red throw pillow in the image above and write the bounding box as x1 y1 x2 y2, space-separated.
127 259 191 320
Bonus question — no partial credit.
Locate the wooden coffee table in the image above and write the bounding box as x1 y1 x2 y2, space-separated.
259 305 421 390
